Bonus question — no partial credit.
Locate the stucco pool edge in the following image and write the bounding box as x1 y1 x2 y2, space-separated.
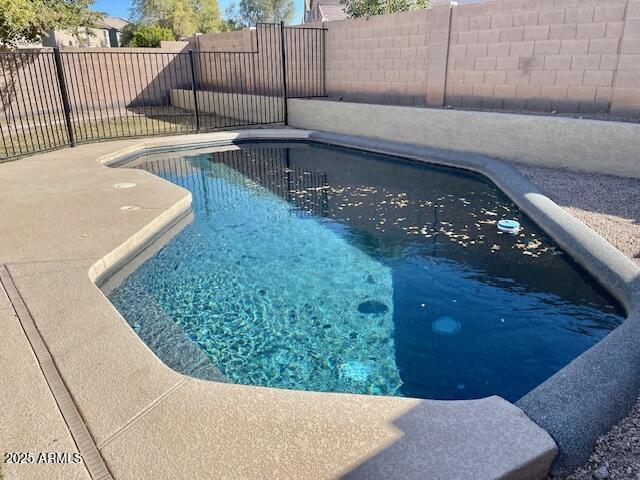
98 130 640 474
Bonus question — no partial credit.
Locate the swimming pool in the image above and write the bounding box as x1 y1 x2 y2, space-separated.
107 141 624 402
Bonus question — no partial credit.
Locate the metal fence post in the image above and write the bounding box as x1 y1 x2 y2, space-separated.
322 22 327 96
52 47 75 147
442 2 456 108
188 49 200 132
279 21 289 125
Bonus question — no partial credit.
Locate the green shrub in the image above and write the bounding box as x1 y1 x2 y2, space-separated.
121 24 175 48
340 0 430 18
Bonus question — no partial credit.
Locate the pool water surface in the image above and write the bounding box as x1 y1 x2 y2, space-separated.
108 142 624 402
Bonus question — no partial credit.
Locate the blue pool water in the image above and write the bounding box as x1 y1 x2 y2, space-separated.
108 142 625 402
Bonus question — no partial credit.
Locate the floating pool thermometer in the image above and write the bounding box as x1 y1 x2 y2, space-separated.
497 219 521 235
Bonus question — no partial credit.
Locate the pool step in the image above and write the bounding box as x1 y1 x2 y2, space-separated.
122 286 229 383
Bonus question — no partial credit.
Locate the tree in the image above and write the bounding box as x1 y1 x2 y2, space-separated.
219 2 244 31
0 0 103 46
340 0 429 18
120 23 175 47
237 0 295 25
196 0 223 32
130 0 224 37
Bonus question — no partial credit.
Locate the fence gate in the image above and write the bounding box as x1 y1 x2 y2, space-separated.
191 23 287 132
0 23 327 162
283 25 326 98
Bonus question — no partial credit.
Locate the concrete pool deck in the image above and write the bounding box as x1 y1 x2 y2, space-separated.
0 128 636 479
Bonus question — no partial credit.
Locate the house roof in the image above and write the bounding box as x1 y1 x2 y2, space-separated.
307 0 348 21
98 16 130 31
318 3 348 21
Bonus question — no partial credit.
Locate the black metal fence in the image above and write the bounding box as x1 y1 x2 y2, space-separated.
283 26 326 98
0 23 326 162
60 50 195 145
0 51 70 157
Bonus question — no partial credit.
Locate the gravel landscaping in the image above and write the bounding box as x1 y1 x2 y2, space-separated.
516 165 640 267
549 396 640 480
515 164 640 479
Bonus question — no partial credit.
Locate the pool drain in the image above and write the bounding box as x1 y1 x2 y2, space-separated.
432 316 461 335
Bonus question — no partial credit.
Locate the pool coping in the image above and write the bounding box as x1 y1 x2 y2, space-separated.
2 127 636 477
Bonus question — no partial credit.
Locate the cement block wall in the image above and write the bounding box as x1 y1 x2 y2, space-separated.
196 30 255 51
288 98 640 178
324 6 451 107
612 0 640 114
322 0 640 115
170 89 282 124
446 0 628 113
188 1 640 115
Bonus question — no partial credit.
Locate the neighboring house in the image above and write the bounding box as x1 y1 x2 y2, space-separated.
304 0 348 23
41 16 130 48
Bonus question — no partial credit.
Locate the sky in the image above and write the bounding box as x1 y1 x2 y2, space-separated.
92 0 304 26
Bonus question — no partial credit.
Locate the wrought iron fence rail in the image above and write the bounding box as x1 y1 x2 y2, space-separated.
0 23 326 162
